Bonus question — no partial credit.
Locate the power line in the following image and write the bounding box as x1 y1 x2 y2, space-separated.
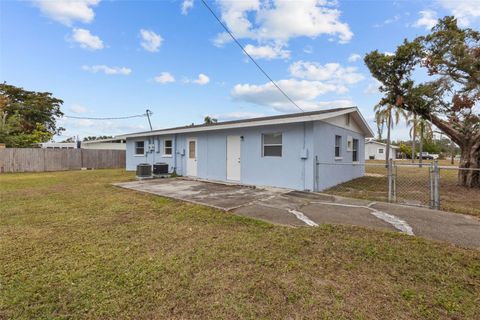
200 0 305 113
63 113 150 120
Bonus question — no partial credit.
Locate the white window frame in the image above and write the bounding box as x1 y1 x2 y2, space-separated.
134 140 145 156
378 148 384 154
163 139 173 157
352 138 359 162
262 133 282 157
335 135 342 159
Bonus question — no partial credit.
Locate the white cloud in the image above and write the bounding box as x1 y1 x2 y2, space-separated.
82 65 132 75
212 111 265 121
214 0 352 55
140 29 163 52
303 45 313 54
69 105 88 114
348 53 362 62
384 51 395 56
414 10 438 30
231 79 340 111
244 43 290 60
70 28 104 50
373 15 400 28
192 73 210 85
58 117 146 137
32 0 100 26
181 0 194 15
289 61 364 86
437 0 480 26
154 72 175 84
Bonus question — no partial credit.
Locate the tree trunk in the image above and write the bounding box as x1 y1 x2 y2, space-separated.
385 112 392 167
458 139 480 188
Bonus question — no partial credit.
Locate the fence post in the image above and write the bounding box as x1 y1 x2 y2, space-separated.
388 158 393 202
433 160 440 210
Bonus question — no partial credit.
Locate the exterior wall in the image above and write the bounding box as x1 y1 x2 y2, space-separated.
127 123 315 190
313 121 365 191
126 136 178 172
126 119 366 192
364 143 397 160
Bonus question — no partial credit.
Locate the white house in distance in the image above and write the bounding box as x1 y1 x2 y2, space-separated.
122 107 374 192
81 138 126 150
365 140 399 160
38 137 126 150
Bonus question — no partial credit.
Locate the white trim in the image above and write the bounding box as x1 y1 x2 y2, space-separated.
334 157 343 161
163 138 173 157
123 108 374 138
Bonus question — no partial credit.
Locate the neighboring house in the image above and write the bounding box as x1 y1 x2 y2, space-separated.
123 107 374 191
81 138 126 150
37 142 77 149
364 140 399 160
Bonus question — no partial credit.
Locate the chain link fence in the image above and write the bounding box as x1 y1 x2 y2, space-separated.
320 160 480 216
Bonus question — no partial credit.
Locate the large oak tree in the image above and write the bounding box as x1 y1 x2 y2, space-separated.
0 83 64 147
365 17 480 187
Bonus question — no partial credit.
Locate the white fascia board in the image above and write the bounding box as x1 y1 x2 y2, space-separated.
123 108 372 139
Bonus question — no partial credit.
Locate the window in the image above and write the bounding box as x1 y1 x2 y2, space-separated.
352 139 359 162
262 133 282 157
163 139 173 156
335 135 342 157
188 140 196 159
378 148 384 154
135 141 145 155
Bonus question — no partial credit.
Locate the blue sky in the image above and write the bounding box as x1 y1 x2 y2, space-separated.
1 0 479 141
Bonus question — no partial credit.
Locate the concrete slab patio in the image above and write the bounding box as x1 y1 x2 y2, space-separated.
114 178 480 249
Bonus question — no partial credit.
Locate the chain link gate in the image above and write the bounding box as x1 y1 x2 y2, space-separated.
388 159 440 209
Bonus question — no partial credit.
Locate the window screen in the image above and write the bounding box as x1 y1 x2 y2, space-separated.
164 139 173 155
352 139 359 162
335 135 341 157
262 133 282 157
135 141 144 155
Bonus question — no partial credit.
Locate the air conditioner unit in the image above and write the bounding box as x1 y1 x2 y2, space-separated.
136 163 152 178
153 162 169 175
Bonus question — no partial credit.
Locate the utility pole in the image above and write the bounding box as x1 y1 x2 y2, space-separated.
146 109 153 131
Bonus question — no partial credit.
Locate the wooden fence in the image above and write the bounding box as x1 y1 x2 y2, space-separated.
0 148 126 173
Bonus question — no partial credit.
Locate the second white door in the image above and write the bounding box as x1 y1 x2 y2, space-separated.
186 138 197 176
226 135 241 181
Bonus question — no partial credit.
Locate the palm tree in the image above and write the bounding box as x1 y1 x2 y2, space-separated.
408 116 433 164
407 113 418 163
374 103 408 166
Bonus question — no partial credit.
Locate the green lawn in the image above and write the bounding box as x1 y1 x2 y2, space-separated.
1 170 479 319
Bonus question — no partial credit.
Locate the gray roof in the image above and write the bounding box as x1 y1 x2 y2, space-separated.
120 107 374 138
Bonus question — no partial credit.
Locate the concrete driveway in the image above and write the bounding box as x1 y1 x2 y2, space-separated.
114 178 480 249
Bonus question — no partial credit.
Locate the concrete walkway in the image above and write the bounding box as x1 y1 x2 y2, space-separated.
114 178 480 249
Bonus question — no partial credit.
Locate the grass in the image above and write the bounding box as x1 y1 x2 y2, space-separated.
1 169 480 319
325 160 480 217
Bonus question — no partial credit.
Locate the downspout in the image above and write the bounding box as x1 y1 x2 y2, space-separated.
173 134 177 174
302 122 306 191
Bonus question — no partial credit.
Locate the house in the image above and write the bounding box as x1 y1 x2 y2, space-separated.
81 138 126 150
123 107 374 191
37 142 77 149
364 140 399 160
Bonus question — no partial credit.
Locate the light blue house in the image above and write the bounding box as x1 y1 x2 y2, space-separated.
122 107 374 191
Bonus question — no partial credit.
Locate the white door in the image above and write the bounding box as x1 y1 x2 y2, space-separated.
186 138 197 176
226 135 241 181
